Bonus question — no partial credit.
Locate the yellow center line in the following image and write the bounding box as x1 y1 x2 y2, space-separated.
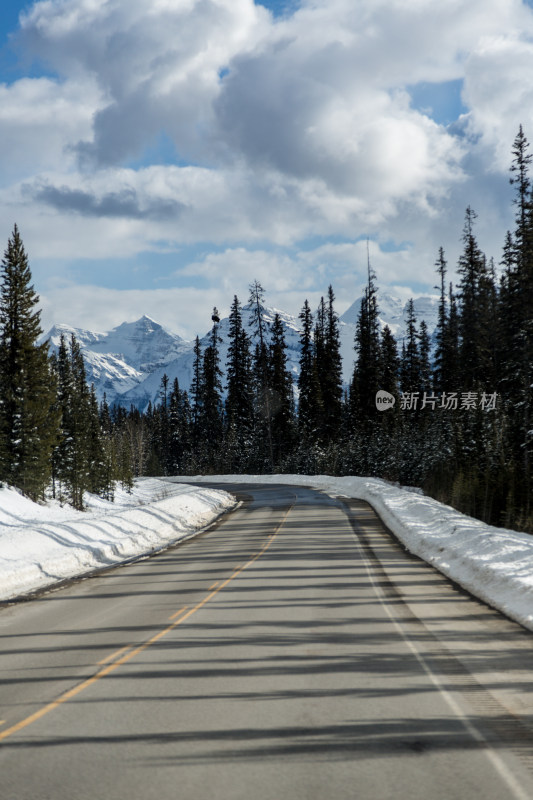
97 644 134 666
0 499 295 744
208 581 220 591
169 605 189 621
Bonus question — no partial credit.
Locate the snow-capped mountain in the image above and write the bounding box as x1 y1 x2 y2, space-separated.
117 305 303 412
41 294 439 411
41 316 190 405
339 291 440 341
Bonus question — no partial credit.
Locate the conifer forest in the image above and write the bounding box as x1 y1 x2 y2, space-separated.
1 128 533 532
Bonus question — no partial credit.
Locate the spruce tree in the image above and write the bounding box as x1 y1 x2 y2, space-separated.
351 265 381 426
0 225 59 499
190 336 204 450
297 300 322 438
269 312 295 465
433 247 448 392
400 299 421 395
456 207 492 389
198 313 224 469
248 280 274 470
321 285 343 440
168 377 191 474
503 126 533 517
419 321 432 392
225 295 254 470
53 333 103 509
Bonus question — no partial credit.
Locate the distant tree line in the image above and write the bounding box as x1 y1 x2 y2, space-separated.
0 127 532 531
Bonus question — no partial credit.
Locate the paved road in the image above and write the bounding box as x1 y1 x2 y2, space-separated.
1 483 533 800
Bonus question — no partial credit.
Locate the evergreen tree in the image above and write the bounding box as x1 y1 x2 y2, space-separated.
168 377 191 474
419 320 432 393
297 300 322 437
443 283 460 393
351 263 381 426
190 336 204 450
269 312 295 465
502 126 533 516
379 325 399 397
400 299 421 395
377 324 401 460
0 225 59 499
226 297 254 429
86 384 113 497
53 333 104 509
321 285 343 440
456 207 492 388
151 374 171 475
198 313 224 468
248 280 274 470
433 247 448 391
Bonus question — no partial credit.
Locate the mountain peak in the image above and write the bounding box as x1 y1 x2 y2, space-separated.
42 290 441 410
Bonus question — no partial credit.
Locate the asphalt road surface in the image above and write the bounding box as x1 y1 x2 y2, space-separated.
1 482 533 800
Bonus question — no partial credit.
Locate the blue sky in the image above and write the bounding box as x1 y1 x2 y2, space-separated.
0 0 532 338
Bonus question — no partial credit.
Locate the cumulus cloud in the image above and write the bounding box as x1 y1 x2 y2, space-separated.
2 0 533 334
18 0 268 166
0 75 101 181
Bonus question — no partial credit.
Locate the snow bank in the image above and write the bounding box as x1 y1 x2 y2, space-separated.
183 474 533 633
0 479 235 602
3 472 533 634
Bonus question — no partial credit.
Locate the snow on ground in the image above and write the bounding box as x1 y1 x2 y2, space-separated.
0 479 235 602
180 474 533 634
1 473 533 636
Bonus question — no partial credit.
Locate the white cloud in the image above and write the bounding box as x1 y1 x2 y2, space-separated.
39 283 225 340
2 0 533 335
36 238 431 339
463 31 533 170
0 76 101 182
18 0 268 166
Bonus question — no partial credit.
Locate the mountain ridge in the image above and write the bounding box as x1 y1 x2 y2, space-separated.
41 293 439 412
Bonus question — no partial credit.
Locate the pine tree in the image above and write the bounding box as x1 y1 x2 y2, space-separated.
190 336 204 450
168 377 191 474
225 295 255 470
378 324 401 456
297 300 322 438
86 384 112 496
379 325 399 397
351 263 381 426
443 283 460 393
248 280 274 470
0 225 59 499
456 207 492 389
419 320 432 392
321 285 343 440
53 333 103 509
502 126 533 517
198 313 224 469
433 247 448 391
226 297 254 426
400 299 421 395
269 312 295 465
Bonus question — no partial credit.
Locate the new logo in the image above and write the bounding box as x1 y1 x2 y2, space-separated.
375 390 395 411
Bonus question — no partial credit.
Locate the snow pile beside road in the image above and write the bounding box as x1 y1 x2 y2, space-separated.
184 474 533 632
3 471 533 634
0 479 235 602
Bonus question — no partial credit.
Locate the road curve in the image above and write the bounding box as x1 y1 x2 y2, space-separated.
1 482 533 800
